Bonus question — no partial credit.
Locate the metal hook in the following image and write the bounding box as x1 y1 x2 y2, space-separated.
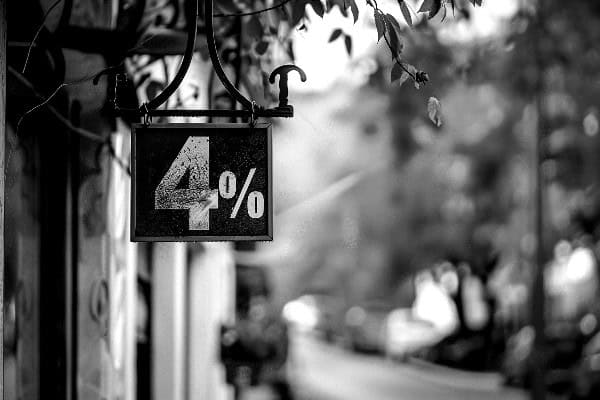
269 65 307 110
141 103 152 125
250 101 258 127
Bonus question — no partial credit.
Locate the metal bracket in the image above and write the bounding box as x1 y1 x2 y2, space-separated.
114 0 306 120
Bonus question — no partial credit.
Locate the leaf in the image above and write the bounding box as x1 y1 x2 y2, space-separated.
418 0 433 12
338 0 349 17
440 4 448 21
385 17 404 56
385 13 402 36
391 63 410 86
349 0 359 23
255 40 269 55
344 34 353 56
427 97 443 127
374 10 386 43
418 0 442 19
310 0 325 17
391 63 402 82
146 80 165 101
431 0 443 18
291 0 308 27
246 16 263 40
329 28 344 42
398 1 413 26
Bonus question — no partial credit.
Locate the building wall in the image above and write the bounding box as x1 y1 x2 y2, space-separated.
5 2 237 399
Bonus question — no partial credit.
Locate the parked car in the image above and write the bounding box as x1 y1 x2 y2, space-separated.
312 294 346 342
344 301 391 353
384 308 447 361
283 294 345 342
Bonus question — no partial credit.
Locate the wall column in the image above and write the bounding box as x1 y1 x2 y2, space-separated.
152 242 187 400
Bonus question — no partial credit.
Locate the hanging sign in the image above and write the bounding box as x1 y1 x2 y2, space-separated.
131 123 272 241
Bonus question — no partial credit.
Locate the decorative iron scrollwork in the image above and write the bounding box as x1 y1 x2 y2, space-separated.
113 0 306 121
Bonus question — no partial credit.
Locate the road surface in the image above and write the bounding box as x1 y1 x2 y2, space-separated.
288 332 527 400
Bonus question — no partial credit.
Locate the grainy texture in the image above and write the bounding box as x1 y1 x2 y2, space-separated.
132 123 272 241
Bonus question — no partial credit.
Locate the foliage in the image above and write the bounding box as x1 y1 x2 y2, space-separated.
333 0 600 291
210 0 484 108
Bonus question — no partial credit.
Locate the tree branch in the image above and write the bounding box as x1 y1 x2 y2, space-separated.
366 1 417 81
382 31 416 80
9 66 132 175
23 0 63 73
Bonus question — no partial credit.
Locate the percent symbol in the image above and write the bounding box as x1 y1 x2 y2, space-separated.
218 168 265 219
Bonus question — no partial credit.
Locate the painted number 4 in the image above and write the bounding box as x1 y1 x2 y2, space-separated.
155 137 218 230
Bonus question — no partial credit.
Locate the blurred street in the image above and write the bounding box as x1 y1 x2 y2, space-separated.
289 332 526 400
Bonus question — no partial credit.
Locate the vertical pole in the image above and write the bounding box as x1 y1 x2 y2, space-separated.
39 98 69 400
69 101 81 400
0 0 6 395
152 243 187 400
531 1 546 399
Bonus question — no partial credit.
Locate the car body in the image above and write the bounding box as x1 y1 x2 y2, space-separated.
283 294 345 342
384 308 447 360
345 302 391 353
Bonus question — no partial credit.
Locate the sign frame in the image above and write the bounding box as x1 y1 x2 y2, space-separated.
131 123 273 242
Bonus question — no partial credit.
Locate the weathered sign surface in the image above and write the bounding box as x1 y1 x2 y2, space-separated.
132 123 272 241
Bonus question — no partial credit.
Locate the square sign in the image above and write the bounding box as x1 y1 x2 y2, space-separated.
131 123 272 241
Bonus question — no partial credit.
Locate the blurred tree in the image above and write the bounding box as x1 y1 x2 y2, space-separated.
350 0 600 291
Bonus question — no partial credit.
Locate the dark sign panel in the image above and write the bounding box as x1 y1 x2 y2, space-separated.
131 123 272 241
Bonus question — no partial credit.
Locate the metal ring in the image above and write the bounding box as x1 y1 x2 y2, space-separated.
250 101 258 127
141 102 151 125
